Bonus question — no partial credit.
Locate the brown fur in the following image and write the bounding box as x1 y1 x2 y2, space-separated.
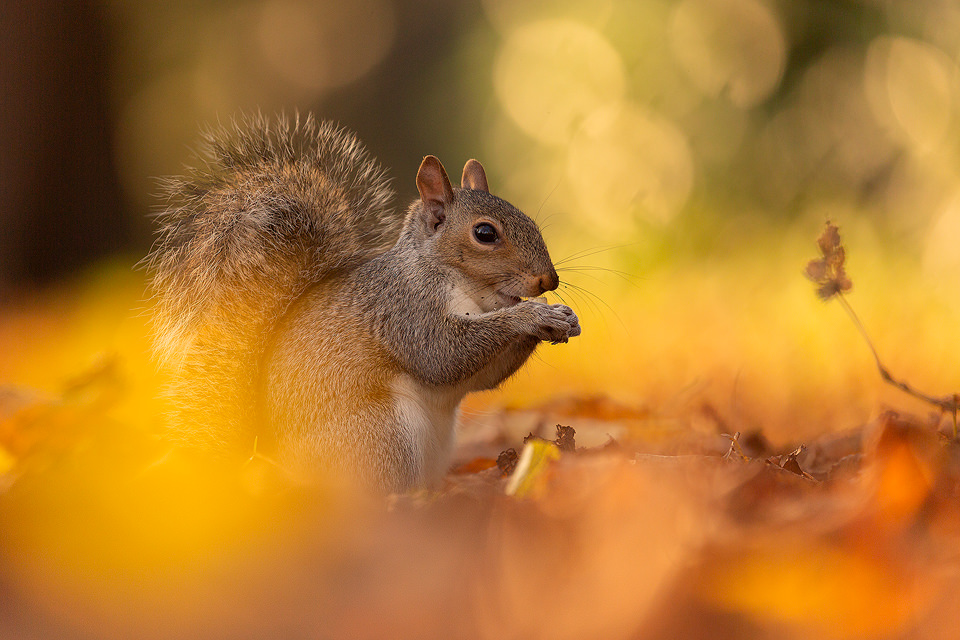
148 114 580 491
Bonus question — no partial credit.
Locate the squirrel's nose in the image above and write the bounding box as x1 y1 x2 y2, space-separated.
536 270 560 295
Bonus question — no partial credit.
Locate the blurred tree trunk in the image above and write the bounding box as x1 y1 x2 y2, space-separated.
0 0 125 295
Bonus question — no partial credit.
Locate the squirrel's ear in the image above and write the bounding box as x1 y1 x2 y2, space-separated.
461 159 489 192
416 155 454 234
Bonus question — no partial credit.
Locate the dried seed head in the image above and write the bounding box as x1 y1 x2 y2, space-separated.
805 222 852 301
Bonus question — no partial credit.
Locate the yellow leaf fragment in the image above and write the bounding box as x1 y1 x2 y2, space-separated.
505 440 561 498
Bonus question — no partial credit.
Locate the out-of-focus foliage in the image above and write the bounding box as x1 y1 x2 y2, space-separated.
3 385 960 639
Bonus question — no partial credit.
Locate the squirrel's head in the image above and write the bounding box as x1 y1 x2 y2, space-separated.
414 155 559 314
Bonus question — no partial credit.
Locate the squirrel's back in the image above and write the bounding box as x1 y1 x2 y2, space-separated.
147 113 398 451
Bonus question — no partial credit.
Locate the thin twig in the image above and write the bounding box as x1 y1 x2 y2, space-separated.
835 293 883 371
722 432 747 461
837 292 960 433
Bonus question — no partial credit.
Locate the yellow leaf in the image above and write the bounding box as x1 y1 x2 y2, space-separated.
505 440 561 498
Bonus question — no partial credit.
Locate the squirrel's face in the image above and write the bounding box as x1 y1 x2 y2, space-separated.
439 190 558 312
415 156 559 314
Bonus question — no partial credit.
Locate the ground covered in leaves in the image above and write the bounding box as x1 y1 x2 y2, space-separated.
2 377 960 640
2 223 960 639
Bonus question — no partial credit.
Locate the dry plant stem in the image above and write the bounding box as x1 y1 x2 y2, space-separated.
722 432 747 461
836 292 960 435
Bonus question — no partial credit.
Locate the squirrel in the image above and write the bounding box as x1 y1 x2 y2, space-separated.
147 113 580 492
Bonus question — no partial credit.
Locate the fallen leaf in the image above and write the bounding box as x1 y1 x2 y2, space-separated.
505 440 561 498
450 457 498 475
496 448 519 476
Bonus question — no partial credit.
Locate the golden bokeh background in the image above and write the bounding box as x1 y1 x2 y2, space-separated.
3 0 960 443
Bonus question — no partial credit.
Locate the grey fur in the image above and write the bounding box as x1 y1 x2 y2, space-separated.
148 114 580 490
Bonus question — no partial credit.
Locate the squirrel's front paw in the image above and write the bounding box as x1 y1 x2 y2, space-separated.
525 302 581 344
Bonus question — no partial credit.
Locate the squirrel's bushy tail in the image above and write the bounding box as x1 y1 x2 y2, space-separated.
147 113 397 452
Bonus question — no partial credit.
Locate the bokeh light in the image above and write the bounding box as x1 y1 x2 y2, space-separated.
108 0 396 214
669 0 786 108
567 103 693 226
256 0 396 91
923 193 960 302
493 19 625 145
864 36 958 154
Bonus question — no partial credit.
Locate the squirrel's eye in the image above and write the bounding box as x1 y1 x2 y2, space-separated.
473 223 499 244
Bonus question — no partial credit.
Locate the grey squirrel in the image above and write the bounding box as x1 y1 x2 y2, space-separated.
147 114 580 491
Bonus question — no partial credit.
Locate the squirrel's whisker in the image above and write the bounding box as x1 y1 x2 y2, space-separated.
553 243 635 267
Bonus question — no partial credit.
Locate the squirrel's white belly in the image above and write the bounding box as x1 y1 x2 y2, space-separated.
391 375 462 485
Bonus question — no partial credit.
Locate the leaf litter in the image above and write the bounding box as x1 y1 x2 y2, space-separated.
1 223 960 639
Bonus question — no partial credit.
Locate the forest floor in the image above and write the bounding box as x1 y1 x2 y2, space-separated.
1 378 959 640
1 224 959 639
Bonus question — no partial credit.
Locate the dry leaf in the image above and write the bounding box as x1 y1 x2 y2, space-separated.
505 440 561 497
497 448 519 476
451 457 498 474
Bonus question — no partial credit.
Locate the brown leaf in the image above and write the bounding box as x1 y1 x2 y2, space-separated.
555 424 576 452
496 448 519 476
523 424 579 453
779 453 806 478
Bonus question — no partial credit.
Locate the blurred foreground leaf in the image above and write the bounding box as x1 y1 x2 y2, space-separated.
505 439 561 498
